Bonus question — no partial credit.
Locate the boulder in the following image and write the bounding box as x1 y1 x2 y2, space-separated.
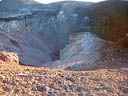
0 51 19 65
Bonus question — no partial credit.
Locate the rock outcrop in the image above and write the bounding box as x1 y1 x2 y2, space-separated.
0 51 19 65
60 32 111 60
59 32 128 71
0 0 92 66
44 32 128 71
76 0 128 47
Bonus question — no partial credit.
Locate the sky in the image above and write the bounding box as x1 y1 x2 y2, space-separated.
34 0 105 4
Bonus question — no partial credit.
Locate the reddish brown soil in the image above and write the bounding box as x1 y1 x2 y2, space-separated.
0 63 128 96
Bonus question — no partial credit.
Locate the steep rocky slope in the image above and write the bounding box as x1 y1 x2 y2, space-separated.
44 32 128 71
45 0 128 70
0 0 92 66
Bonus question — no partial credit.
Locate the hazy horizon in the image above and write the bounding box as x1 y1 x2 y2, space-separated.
34 0 105 4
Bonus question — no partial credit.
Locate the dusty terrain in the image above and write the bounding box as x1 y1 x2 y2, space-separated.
0 52 128 96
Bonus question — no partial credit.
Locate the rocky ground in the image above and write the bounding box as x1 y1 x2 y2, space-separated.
0 0 128 96
0 51 128 96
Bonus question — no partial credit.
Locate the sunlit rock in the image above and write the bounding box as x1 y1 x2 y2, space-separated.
0 51 19 65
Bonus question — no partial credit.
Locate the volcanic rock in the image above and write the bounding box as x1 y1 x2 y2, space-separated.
0 51 19 65
0 0 92 66
77 0 128 47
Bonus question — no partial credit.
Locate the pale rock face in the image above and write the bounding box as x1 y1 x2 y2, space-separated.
60 32 111 60
58 32 128 71
44 32 112 69
44 32 113 70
